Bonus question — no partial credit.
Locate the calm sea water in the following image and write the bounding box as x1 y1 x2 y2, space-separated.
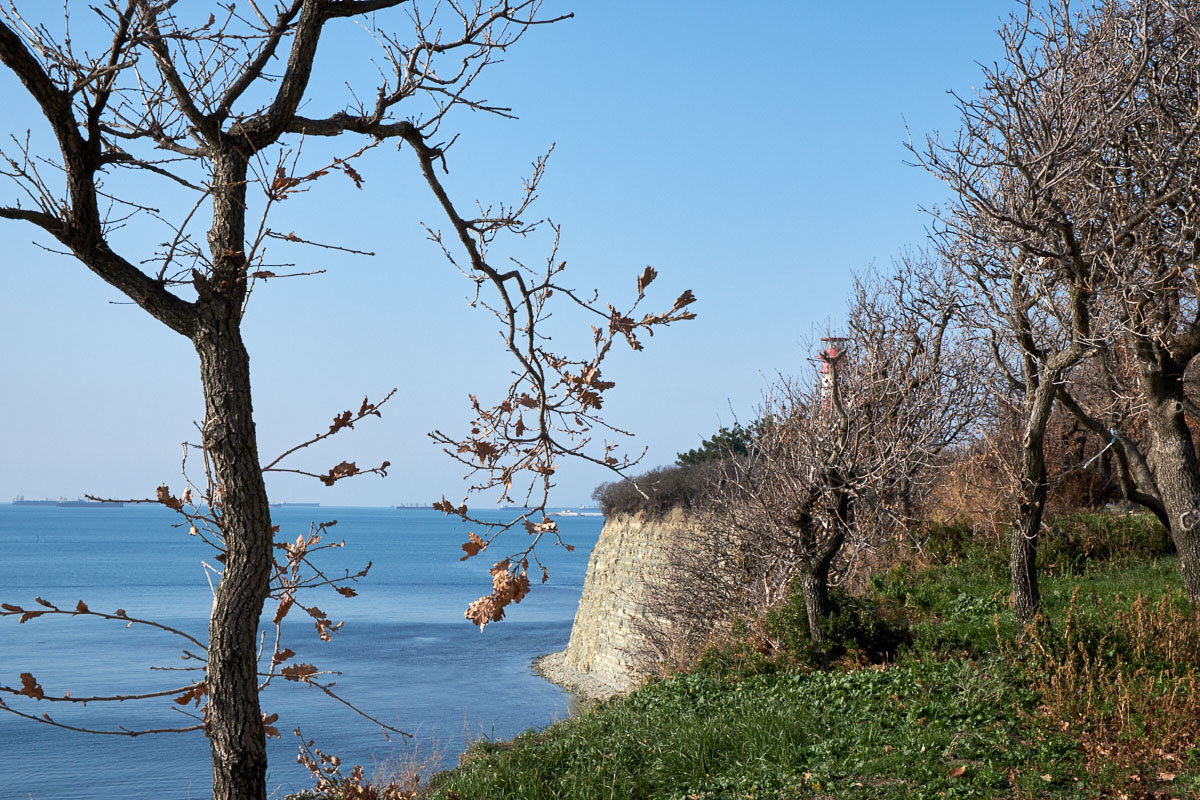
0 505 601 799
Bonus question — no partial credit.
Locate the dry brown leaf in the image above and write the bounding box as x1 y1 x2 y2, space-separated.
637 266 657 296
280 663 319 683
460 531 486 560
173 684 207 707
156 484 183 511
18 673 44 700
273 595 294 625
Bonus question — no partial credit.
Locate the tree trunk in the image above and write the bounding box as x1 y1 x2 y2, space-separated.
1012 397 1053 628
798 565 833 646
798 520 845 646
1143 385 1200 605
1010 469 1045 629
196 312 272 800
797 493 852 647
199 150 271 800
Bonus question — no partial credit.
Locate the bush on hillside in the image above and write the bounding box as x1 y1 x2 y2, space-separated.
591 463 717 518
1039 512 1173 574
915 519 977 564
770 584 910 664
593 421 761 518
693 584 910 679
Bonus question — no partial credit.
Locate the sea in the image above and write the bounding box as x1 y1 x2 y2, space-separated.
0 504 603 799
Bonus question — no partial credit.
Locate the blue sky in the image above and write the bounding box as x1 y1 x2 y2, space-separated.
0 1 1013 507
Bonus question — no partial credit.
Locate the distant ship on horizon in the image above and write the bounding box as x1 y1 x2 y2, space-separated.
12 495 123 508
269 501 320 508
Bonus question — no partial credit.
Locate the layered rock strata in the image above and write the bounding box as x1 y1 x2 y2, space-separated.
537 509 694 699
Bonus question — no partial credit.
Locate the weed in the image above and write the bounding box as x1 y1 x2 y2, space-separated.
1018 588 1200 789
289 729 440 800
1039 513 1174 576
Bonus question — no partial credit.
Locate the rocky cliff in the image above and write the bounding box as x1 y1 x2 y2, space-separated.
536 509 694 699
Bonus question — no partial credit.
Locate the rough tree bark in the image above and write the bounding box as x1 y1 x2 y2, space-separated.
1011 408 1050 626
1139 359 1200 604
797 522 844 646
195 317 273 799
797 566 833 646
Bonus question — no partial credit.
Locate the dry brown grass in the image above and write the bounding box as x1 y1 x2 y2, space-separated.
1018 589 1200 788
925 451 1012 533
290 730 443 800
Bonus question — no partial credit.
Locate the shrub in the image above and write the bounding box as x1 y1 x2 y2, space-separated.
288 730 439 800
593 420 761 518
916 518 977 564
693 582 910 679
1019 588 1200 781
690 619 777 680
591 463 717 518
675 421 761 467
1039 512 1174 574
819 590 911 661
765 584 910 665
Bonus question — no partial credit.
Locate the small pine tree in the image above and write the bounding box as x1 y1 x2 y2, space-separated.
676 422 760 467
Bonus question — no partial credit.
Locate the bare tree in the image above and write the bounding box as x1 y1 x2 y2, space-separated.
917 0 1132 624
940 242 1094 627
1047 0 1200 605
694 256 975 646
0 3 692 799
919 0 1200 615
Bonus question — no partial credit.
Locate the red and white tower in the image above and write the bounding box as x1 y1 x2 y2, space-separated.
818 336 849 410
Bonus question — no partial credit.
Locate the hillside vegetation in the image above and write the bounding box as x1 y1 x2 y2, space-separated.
423 513 1200 800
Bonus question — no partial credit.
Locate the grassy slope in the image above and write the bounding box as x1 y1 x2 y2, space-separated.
424 515 1200 799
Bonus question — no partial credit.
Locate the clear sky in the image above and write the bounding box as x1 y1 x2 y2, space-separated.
0 1 1015 507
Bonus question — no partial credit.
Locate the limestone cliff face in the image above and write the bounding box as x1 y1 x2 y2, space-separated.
537 509 694 698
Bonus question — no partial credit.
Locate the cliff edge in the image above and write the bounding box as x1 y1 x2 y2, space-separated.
537 509 694 699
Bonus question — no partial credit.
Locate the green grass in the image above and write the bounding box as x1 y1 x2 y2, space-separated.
429 658 1087 799
423 514 1200 800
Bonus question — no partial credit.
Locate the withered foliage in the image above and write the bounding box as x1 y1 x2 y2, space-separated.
432 261 694 628
1019 589 1200 786
463 558 532 630
294 728 423 800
